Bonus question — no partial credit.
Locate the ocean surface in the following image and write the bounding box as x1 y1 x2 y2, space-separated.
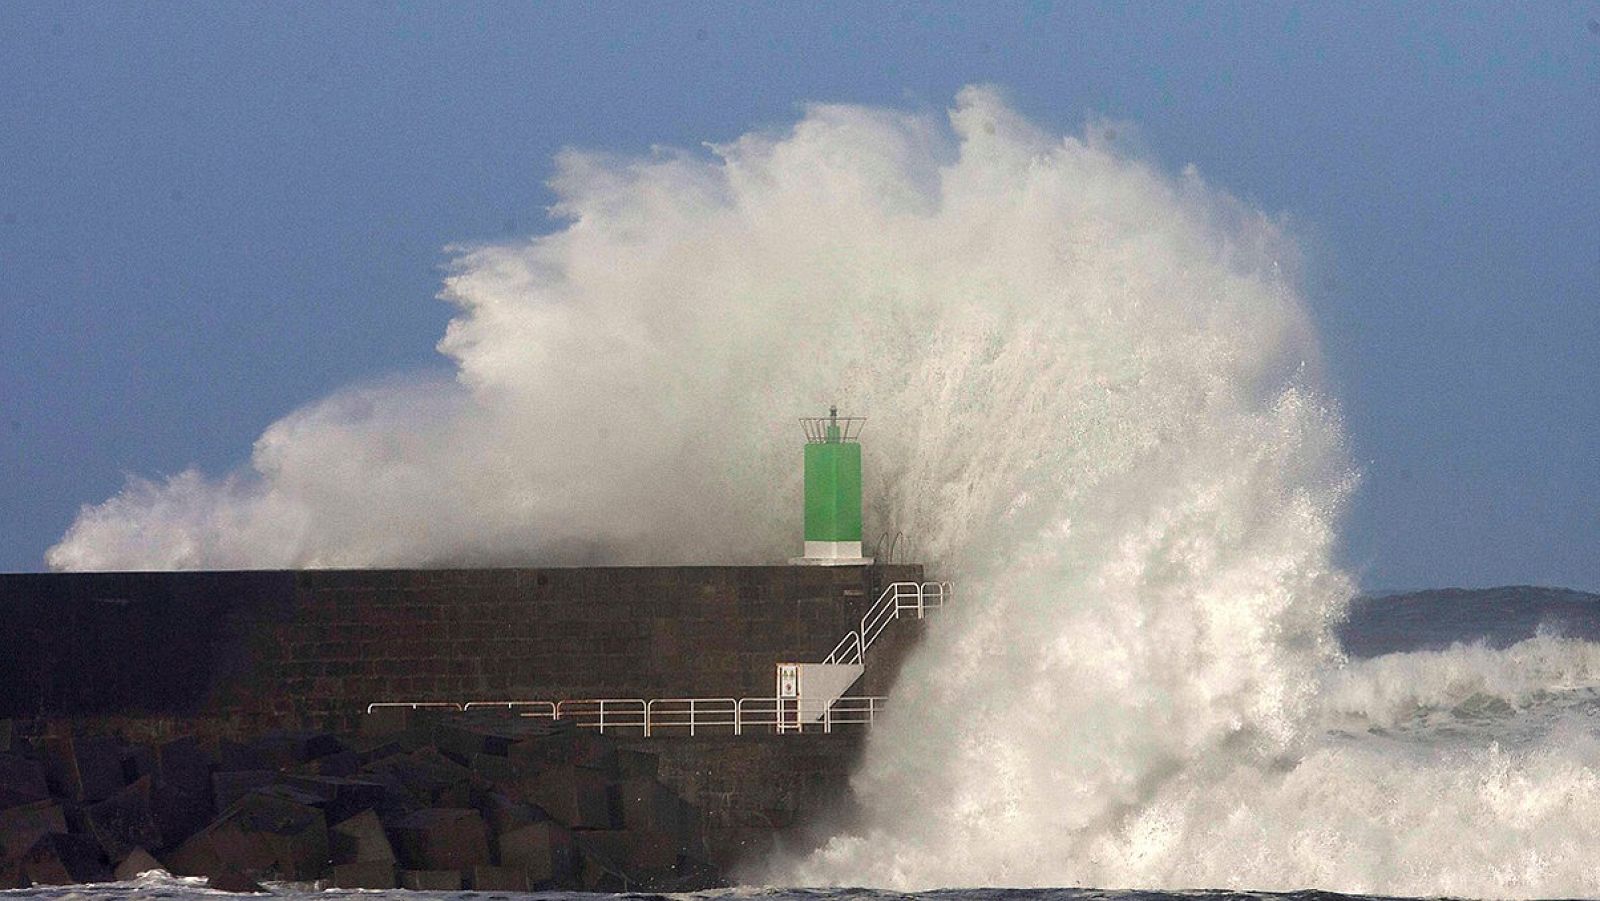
8 588 1600 901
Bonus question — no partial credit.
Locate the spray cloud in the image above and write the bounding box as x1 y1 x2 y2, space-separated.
51 87 1600 898
49 87 1323 575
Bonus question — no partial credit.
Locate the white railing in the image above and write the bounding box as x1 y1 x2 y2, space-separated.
368 695 887 736
643 698 737 737
859 582 921 655
919 581 952 614
737 695 888 734
823 695 886 728
855 580 951 657
462 700 557 719
554 698 647 734
823 629 862 666
366 701 463 714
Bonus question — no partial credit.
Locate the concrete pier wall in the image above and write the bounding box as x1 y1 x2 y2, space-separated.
0 565 926 733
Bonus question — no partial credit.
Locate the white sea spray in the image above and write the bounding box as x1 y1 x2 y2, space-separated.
47 88 1600 898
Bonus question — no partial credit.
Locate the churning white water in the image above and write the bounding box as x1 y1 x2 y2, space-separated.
47 88 1600 897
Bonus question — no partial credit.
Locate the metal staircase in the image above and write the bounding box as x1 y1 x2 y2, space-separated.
369 580 953 737
777 580 951 731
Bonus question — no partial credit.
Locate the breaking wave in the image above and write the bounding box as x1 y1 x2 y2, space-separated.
48 87 1600 898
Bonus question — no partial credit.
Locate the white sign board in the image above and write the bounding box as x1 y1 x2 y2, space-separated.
777 663 800 699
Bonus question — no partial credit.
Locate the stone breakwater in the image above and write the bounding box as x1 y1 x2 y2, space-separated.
0 713 751 892
0 566 927 887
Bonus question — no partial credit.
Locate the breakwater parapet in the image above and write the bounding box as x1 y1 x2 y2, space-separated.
0 565 924 732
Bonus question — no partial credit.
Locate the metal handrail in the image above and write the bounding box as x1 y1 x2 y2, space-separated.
555 698 646 734
462 700 557 718
739 696 838 733
823 630 862 666
734 696 776 735
644 698 737 737
919 581 952 614
824 695 886 728
860 582 918 654
369 695 889 736
365 701 463 714
740 695 889 734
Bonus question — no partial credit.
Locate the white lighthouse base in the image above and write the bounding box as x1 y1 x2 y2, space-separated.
790 541 874 566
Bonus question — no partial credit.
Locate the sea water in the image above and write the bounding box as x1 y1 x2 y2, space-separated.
10 591 1599 901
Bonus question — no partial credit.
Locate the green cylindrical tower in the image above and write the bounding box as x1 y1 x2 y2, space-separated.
797 406 870 564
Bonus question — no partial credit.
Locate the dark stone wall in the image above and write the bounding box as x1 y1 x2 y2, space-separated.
0 565 923 734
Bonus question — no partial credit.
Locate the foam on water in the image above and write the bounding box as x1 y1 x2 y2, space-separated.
0 874 1449 901
44 88 1600 897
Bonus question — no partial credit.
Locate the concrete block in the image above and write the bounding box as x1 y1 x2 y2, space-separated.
529 764 612 829
32 735 123 802
351 738 402 766
575 834 628 892
627 827 681 874
84 775 163 860
112 847 166 880
431 724 486 765
252 731 344 770
0 753 49 809
362 748 471 806
163 828 226 877
0 857 27 889
331 860 396 889
215 741 266 774
211 771 275 814
249 783 326 810
476 790 545 836
120 744 159 785
154 736 212 794
400 868 461 890
328 810 394 865
389 807 490 871
19 832 112 885
288 749 359 778
148 782 212 851
590 828 685 882
168 792 328 882
618 778 681 835
470 751 518 786
281 775 385 823
469 864 528 891
359 707 409 738
343 770 418 823
30 738 77 800
496 820 573 885
0 800 67 862
205 869 265 893
617 748 659 780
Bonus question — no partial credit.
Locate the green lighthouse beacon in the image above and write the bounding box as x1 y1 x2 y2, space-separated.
794 406 872 565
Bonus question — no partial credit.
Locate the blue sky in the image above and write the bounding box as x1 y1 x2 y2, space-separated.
2 3 1597 589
